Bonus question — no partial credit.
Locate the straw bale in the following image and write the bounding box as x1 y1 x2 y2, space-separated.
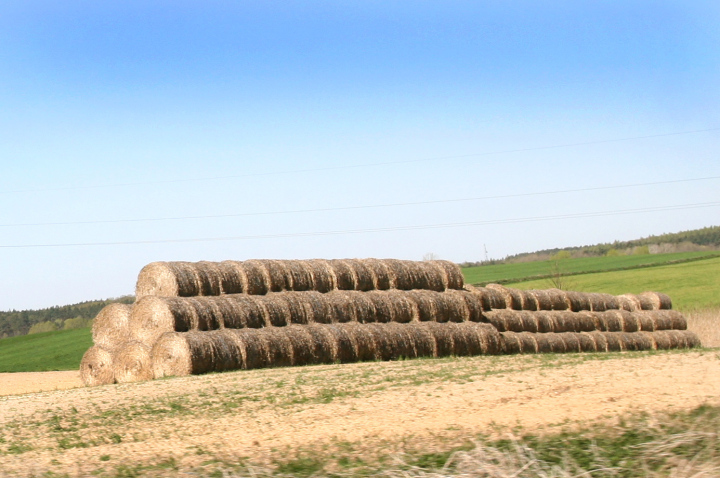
262 327 294 367
663 310 687 330
224 295 268 329
351 292 378 323
635 294 656 311
565 291 591 312
304 324 339 364
417 262 446 292
390 290 420 323
406 290 441 322
387 322 418 358
114 341 153 383
638 292 672 310
151 332 194 378
546 289 570 310
366 291 394 323
326 291 356 323
588 331 608 352
577 332 597 352
528 289 552 310
135 262 181 298
561 333 581 353
536 333 566 353
329 259 358 290
618 310 640 332
443 323 475 356
617 294 641 312
484 310 518 332
361 259 393 290
464 286 495 311
406 323 437 357
517 332 539 353
500 332 522 354
442 290 471 323
550 311 575 333
457 289 484 322
80 346 115 386
424 322 455 356
587 293 607 312
303 291 334 324
650 330 674 350
240 260 272 295
535 311 556 333
574 311 597 332
618 333 639 351
636 312 656 332
306 259 337 293
348 259 375 291
604 333 624 352
92 303 133 351
284 325 317 366
256 295 290 327
487 284 522 310
430 260 465 290
598 310 623 332
282 293 311 325
602 294 619 310
281 260 311 291
680 330 701 348
131 296 194 346
518 311 539 333
517 290 538 311
217 261 249 295
344 323 377 362
227 328 270 370
363 323 396 361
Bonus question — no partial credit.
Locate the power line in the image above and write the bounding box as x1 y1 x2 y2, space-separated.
2 201 718 249
2 127 718 195
2 175 719 228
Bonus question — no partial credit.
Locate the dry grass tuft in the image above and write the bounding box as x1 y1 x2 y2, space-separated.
685 308 720 347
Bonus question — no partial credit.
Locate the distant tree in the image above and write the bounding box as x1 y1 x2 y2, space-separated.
423 252 440 261
633 245 650 255
28 321 58 334
606 248 621 257
63 317 93 330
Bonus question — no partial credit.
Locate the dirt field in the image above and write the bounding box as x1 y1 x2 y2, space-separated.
1 350 719 476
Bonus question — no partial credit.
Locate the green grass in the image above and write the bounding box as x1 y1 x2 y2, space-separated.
506 256 720 310
462 251 720 285
0 327 92 372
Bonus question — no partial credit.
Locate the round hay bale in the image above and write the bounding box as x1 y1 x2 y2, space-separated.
442 291 471 323
326 291 357 323
561 333 581 353
518 311 539 333
635 294 656 311
538 333 566 353
258 295 291 327
284 260 313 292
464 286 494 311
477 323 502 355
135 262 182 298
349 291 378 324
667 310 687 330
650 330 673 350
618 333 640 351
679 330 701 348
227 328 271 370
487 284 522 310
600 311 623 332
576 332 597 352
650 310 672 331
517 332 539 353
216 261 248 295
517 290 538 311
616 294 641 312
151 332 194 378
364 323 396 361
535 311 556 333
192 262 225 296
343 323 377 362
114 341 153 383
237 260 270 295
457 289 484 322
618 310 640 332
552 311 577 333
281 293 311 325
80 346 115 386
602 294 619 311
636 312 655 332
348 259 375 291
407 323 437 357
631 332 654 351
366 291 394 323
329 259 358 290
574 311 597 332
283 325 317 366
565 291 591 312
588 331 608 352
426 291 451 323
528 289 552 311
587 293 607 312
483 310 510 332
304 324 338 364
419 261 447 292
425 322 455 356
303 291 333 324
603 333 624 352
405 290 438 322
500 332 522 354
130 296 194 346
257 260 291 292
638 292 672 310
262 327 294 368
386 322 418 359
383 259 412 290
187 297 224 331
385 290 419 323
534 333 553 353
361 259 393 290
92 303 133 351
306 259 337 293
587 311 606 332
546 289 570 310
226 295 267 329
429 260 465 290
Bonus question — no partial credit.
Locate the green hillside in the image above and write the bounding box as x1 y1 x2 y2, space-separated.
462 251 720 285
503 256 720 311
0 327 92 373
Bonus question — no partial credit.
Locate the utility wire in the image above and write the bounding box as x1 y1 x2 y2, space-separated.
2 175 719 228
1 127 718 195
2 201 718 249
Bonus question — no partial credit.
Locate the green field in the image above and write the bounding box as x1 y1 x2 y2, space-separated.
462 251 720 285
0 327 92 373
503 256 720 311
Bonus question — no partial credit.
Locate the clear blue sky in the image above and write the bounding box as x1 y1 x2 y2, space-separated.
1 1 719 310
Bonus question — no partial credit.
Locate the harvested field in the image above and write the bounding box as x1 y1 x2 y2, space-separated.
1 349 718 477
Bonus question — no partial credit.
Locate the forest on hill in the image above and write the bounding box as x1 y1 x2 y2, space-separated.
0 296 134 339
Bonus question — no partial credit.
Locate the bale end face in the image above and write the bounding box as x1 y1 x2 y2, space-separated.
80 346 115 387
151 333 193 378
135 262 180 299
114 341 154 383
130 296 179 346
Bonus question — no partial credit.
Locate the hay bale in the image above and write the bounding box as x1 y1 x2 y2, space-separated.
587 293 607 312
424 322 455 356
464 286 495 311
80 346 115 386
587 331 608 352
658 310 687 330
329 259 358 290
546 289 570 310
303 291 334 324
131 296 196 346
135 261 226 298
442 290 471 323
573 311 597 332
599 310 623 332
536 333 566 353
561 333 581 353
565 291 591 312
282 293 311 325
638 292 672 310
487 284 523 310
283 260 312 292
151 332 194 377
387 322 419 358
457 289 484 322
679 330 701 348
517 332 539 353
92 303 133 351
343 323 377 362
616 294 641 312
283 325 317 366
519 311 540 333
604 333 624 352
366 291 394 323
484 310 521 332
635 293 656 311
304 324 339 364
500 332 522 354
305 259 337 293
651 330 674 350
256 295 291 327
239 260 271 295
517 290 538 311
114 341 154 383
406 323 438 357
135 262 183 298
361 259 393 290
602 294 619 310
577 332 597 352
535 311 556 333
385 290 419 323
636 312 656 332
348 259 375 291
429 260 465 290
618 310 640 332
325 291 357 323
528 289 552 311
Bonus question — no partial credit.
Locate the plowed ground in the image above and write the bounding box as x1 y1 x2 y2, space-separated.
1 350 719 477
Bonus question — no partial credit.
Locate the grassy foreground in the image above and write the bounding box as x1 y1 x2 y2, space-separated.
0 327 92 372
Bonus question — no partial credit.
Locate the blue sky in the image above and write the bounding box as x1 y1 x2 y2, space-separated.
1 1 719 310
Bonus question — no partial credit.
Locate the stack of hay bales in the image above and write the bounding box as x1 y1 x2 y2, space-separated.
80 259 701 386
466 284 700 354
